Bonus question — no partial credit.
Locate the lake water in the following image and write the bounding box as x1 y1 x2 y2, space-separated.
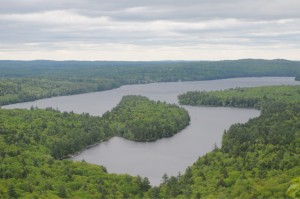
4 77 300 185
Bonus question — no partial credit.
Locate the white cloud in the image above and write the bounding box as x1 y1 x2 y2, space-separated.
0 0 300 60
0 10 110 25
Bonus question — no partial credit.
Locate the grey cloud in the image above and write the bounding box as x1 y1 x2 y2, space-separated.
1 0 300 20
0 0 300 60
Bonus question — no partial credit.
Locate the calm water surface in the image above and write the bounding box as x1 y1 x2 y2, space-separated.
4 77 300 185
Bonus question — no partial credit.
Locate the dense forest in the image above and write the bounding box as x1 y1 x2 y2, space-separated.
0 96 188 198
178 85 300 109
1 59 300 106
150 86 300 198
101 95 189 141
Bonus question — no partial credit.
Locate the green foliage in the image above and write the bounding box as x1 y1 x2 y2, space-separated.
0 151 148 198
102 95 190 141
0 108 107 160
0 96 188 198
178 85 300 109
152 86 300 198
0 77 117 106
287 177 300 198
0 121 148 198
1 59 300 106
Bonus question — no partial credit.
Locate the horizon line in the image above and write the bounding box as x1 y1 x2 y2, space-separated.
0 58 299 62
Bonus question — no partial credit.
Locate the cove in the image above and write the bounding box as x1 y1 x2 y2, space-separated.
4 77 300 185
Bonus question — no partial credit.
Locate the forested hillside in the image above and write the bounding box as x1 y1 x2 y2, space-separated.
0 96 188 198
1 59 300 106
149 86 300 198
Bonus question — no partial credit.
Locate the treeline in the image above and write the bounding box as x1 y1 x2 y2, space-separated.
0 96 189 198
0 78 118 106
1 59 300 106
1 59 300 80
178 85 300 109
101 95 190 141
149 86 300 198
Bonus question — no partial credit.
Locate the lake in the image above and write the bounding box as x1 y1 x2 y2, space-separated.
4 77 300 185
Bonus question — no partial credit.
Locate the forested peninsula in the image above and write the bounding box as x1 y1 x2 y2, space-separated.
102 95 189 141
1 59 300 106
0 96 189 198
153 86 300 198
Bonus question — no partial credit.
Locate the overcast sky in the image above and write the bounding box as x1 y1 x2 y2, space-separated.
0 0 300 60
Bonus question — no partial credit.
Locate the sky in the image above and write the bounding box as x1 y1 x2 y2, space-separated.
0 0 300 61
